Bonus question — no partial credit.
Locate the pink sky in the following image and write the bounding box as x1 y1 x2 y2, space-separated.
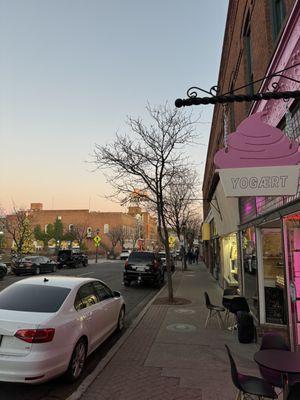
0 1 227 214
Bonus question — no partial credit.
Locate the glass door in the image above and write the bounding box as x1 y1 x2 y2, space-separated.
242 227 259 318
261 227 286 325
283 214 300 351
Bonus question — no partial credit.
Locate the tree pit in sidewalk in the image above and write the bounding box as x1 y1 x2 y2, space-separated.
153 297 191 305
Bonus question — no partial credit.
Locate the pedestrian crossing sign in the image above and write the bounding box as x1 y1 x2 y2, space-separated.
94 235 101 247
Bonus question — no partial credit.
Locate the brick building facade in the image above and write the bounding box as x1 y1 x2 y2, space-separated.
5 203 158 256
202 0 300 347
203 0 296 218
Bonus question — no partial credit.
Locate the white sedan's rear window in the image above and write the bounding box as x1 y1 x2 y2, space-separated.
0 284 71 313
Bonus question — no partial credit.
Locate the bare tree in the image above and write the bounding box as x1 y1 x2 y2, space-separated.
164 167 200 270
185 215 202 253
66 222 89 250
4 207 34 259
106 226 124 258
93 104 198 302
164 167 199 241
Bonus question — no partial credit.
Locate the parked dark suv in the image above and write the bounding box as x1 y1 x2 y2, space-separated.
123 251 164 287
57 249 88 269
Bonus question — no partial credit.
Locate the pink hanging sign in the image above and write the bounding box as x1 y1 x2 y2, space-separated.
214 113 300 197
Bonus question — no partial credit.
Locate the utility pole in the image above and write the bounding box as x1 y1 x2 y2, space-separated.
94 228 101 264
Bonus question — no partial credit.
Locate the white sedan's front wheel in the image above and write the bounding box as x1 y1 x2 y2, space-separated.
66 338 87 382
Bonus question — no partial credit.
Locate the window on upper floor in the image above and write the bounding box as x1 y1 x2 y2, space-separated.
86 227 93 238
282 102 300 141
44 224 48 233
270 0 286 41
104 224 109 234
243 15 254 96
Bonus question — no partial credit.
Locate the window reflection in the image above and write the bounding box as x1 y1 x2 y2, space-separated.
242 227 259 318
262 227 286 325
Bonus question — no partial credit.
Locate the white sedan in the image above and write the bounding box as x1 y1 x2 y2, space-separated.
0 276 125 384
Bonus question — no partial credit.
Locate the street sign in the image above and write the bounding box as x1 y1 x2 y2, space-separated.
93 235 102 247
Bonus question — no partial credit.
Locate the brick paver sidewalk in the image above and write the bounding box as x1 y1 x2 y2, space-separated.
81 263 260 400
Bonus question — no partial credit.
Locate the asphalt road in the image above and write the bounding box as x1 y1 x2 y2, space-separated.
0 260 160 400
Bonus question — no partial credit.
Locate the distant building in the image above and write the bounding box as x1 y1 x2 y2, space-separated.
4 203 158 255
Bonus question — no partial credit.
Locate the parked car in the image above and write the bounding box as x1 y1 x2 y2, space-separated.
12 256 58 276
158 251 175 272
120 250 131 261
0 276 125 384
123 251 164 287
0 263 7 280
57 249 88 269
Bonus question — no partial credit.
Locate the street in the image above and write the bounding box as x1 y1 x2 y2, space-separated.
0 260 160 400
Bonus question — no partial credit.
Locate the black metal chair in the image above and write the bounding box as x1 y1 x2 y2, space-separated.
225 345 277 399
287 382 300 400
204 292 225 329
259 333 289 388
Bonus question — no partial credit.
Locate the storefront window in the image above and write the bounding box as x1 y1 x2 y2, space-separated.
221 233 238 286
283 214 300 347
261 226 287 325
242 227 259 318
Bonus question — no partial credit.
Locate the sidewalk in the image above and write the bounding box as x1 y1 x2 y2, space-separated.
81 263 260 400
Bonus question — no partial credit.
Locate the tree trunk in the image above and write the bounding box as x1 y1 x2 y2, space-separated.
156 203 174 303
161 215 174 303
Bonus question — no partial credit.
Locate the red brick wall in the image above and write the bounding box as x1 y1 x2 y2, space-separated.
202 0 296 218
5 207 158 256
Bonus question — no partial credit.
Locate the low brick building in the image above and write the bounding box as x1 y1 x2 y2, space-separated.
5 203 158 256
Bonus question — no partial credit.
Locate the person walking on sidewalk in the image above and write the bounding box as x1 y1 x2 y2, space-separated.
195 247 199 264
187 249 193 264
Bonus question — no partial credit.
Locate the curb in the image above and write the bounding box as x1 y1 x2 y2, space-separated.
66 272 175 400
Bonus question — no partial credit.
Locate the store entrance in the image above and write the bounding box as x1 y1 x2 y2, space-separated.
260 220 287 326
283 213 300 351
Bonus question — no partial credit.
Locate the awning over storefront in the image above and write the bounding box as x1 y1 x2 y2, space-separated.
210 181 239 236
203 209 213 224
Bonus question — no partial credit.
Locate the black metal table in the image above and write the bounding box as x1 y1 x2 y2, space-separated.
222 295 242 329
223 295 241 300
254 349 300 399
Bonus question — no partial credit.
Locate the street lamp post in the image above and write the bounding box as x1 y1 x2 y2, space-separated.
135 214 142 250
0 231 4 252
181 223 187 272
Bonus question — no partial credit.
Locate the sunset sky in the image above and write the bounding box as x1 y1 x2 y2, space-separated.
0 0 228 213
